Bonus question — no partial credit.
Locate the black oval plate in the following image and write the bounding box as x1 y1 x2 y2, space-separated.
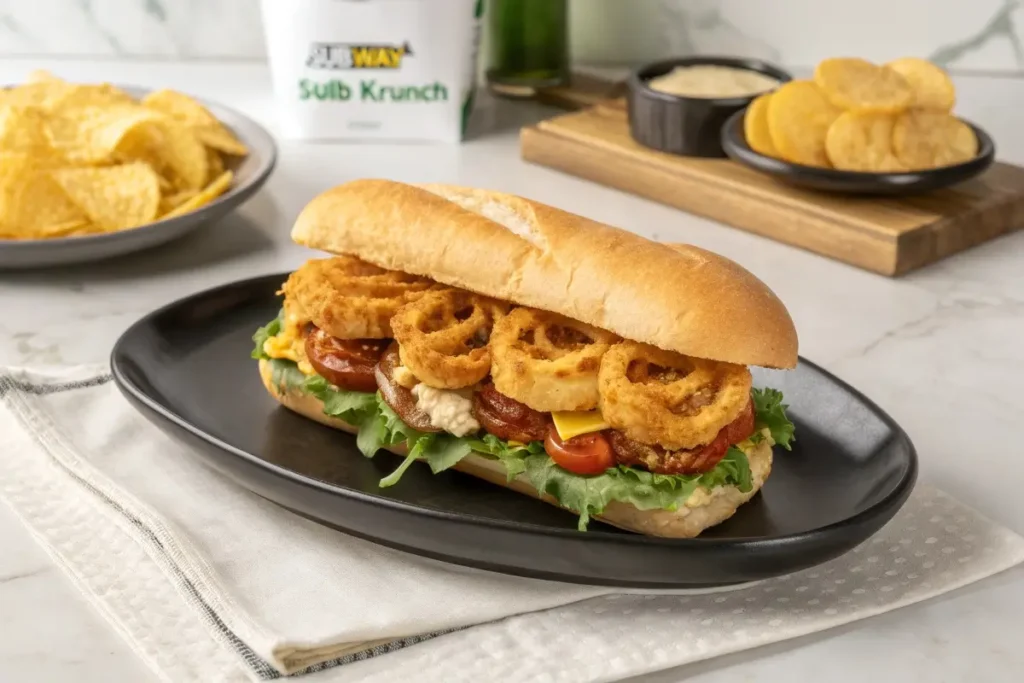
111 274 917 588
720 108 995 195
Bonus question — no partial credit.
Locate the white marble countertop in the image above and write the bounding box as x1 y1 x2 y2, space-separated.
1 58 1023 682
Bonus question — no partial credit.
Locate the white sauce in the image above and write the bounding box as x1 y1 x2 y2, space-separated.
648 65 779 99
411 384 480 437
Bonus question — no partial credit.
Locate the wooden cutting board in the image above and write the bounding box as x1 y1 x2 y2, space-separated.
520 100 1024 276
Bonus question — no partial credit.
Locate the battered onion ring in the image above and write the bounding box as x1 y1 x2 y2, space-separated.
490 307 618 412
598 341 752 450
282 256 443 339
391 289 509 389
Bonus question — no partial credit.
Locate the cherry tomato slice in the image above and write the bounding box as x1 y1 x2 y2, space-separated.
305 328 387 393
544 426 615 475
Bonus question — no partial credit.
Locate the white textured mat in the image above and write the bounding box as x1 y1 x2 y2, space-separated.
2 365 1022 683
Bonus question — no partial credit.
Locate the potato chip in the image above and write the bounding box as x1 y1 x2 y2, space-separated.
205 147 225 183
1 70 240 242
0 81 76 110
161 170 233 219
892 110 978 169
35 218 94 238
0 105 54 156
113 123 168 172
195 127 248 157
884 58 956 112
158 189 198 216
142 89 249 156
26 69 64 84
767 80 842 167
825 111 905 172
46 104 162 164
142 119 209 190
814 58 913 113
50 83 135 112
50 163 161 231
0 157 86 234
743 93 777 157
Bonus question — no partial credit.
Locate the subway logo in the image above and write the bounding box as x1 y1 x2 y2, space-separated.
306 41 414 70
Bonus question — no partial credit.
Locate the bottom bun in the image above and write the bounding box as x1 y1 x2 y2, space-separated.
259 360 773 538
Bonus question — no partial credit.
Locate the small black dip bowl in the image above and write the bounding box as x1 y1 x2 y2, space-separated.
628 56 792 158
720 108 997 195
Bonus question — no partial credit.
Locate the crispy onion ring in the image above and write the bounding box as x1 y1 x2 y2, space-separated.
282 256 443 339
490 307 618 412
391 289 508 389
598 341 752 450
609 400 755 474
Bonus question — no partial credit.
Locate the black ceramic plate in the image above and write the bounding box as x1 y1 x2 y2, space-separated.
111 274 917 588
721 108 995 195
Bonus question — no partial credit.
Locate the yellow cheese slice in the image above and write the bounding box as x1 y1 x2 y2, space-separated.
262 319 315 375
551 410 610 441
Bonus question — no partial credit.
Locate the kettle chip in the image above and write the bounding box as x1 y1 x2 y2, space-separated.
884 58 956 112
743 93 777 157
814 58 913 113
50 163 162 231
767 80 842 167
741 55 979 174
825 111 905 172
0 71 246 242
892 109 978 170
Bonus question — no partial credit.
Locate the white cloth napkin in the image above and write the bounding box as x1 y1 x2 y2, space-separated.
1 365 1023 683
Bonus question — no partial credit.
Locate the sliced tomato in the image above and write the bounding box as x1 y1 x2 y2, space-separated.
544 425 615 475
472 382 550 442
305 328 388 393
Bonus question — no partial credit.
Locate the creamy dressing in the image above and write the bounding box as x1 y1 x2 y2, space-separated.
648 65 779 98
411 383 480 436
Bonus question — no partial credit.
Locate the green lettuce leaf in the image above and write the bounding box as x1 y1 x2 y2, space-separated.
424 435 474 474
262 359 377 427
322 390 761 529
356 414 388 458
355 394 415 458
251 310 283 360
253 315 377 426
465 433 545 481
705 446 753 491
264 358 307 393
378 431 474 487
512 447 752 531
751 387 795 450
379 434 432 488
301 374 377 426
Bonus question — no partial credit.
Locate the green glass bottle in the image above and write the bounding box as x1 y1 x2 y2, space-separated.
486 0 569 97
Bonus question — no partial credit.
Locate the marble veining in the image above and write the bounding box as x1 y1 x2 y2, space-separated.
571 0 1024 72
0 0 265 58
930 0 1024 68
0 0 1023 73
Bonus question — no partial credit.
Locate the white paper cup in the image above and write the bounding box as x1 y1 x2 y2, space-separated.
260 0 482 142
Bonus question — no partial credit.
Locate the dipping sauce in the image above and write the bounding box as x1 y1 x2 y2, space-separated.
647 65 780 99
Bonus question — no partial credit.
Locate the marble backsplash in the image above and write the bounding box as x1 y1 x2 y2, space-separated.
0 0 1022 73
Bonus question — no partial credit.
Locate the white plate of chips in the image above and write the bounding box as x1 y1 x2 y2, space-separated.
0 71 276 269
